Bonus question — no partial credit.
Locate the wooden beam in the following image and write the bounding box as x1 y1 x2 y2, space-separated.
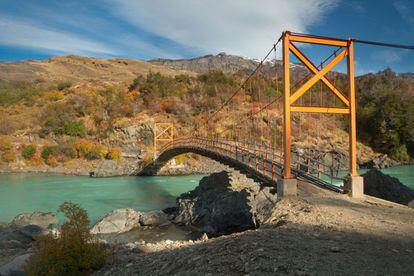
290 48 348 105
289 42 350 107
347 41 358 177
291 106 350 114
283 32 292 179
289 34 348 47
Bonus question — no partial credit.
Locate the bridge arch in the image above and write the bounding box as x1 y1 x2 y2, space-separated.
138 144 273 185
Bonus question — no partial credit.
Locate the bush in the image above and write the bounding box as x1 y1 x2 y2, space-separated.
1 151 15 162
57 81 72 91
65 121 87 138
0 136 13 151
106 147 121 160
40 102 86 138
85 144 107 160
72 140 107 160
391 144 410 162
24 201 107 275
21 145 36 160
41 146 59 161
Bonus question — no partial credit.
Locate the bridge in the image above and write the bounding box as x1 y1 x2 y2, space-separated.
141 31 412 198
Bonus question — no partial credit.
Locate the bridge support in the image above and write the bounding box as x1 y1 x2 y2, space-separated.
345 176 364 198
277 178 297 197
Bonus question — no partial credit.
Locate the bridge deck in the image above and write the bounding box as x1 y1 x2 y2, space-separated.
144 137 345 193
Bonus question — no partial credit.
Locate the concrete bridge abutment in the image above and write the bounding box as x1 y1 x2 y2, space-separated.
345 176 364 199
277 178 298 197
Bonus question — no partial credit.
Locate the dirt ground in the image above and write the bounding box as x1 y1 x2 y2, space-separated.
98 182 414 275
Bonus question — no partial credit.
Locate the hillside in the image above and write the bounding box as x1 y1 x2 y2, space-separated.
0 54 413 176
0 55 193 84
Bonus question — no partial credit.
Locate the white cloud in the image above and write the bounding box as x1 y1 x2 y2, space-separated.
109 0 339 59
394 1 414 27
375 49 405 64
0 17 116 56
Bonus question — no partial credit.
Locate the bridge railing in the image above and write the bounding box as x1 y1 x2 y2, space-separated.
157 136 345 191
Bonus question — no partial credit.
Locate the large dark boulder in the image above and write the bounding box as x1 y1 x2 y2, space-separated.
171 171 277 237
362 169 414 205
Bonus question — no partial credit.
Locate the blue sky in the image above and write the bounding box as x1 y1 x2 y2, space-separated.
0 0 413 74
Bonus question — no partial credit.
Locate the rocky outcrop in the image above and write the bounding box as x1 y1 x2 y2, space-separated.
169 170 277 237
0 253 31 276
139 211 170 227
91 209 172 234
10 212 57 229
91 160 139 177
362 169 414 205
90 208 142 234
361 154 400 169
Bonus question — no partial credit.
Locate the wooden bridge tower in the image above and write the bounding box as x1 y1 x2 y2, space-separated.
280 31 364 198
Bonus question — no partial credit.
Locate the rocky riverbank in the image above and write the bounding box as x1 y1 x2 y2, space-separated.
2 169 414 275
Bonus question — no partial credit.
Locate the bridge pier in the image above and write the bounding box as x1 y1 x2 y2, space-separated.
345 176 364 198
277 178 297 197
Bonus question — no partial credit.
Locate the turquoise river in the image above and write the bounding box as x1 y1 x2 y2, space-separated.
1 166 413 224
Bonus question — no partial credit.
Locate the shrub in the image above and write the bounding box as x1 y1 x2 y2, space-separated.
1 151 15 162
43 90 65 101
24 201 107 275
72 140 107 160
0 136 13 151
41 146 59 162
391 144 410 162
21 145 36 160
106 147 121 160
57 81 72 91
64 121 87 138
85 144 107 160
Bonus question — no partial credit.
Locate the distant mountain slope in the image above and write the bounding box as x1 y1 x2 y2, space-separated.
0 55 193 83
149 52 308 76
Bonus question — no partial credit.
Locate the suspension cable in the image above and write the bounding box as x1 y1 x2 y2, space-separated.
198 34 284 131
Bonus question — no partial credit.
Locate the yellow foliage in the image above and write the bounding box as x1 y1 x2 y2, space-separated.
72 140 94 158
1 151 15 162
46 155 59 167
0 136 13 151
72 140 107 160
106 147 121 160
43 90 65 101
175 154 186 165
26 155 43 167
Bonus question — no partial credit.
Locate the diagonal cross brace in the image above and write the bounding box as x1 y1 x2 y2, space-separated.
289 47 348 105
289 42 350 106
155 125 173 139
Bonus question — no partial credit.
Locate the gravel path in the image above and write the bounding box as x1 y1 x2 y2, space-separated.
98 182 414 275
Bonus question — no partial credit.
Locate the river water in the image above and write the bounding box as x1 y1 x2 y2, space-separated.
0 166 413 224
0 173 202 224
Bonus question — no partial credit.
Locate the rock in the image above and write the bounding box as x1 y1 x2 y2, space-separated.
139 211 171 227
330 246 341 253
0 253 31 276
408 200 414 209
362 169 414 205
18 225 46 240
362 154 400 169
172 171 277 237
11 212 58 229
0 225 46 247
90 208 142 234
200 233 209 241
92 160 130 177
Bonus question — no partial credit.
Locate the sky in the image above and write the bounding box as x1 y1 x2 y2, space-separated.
0 0 413 74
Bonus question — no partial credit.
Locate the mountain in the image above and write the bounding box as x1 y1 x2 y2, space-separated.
0 55 192 83
149 52 308 77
